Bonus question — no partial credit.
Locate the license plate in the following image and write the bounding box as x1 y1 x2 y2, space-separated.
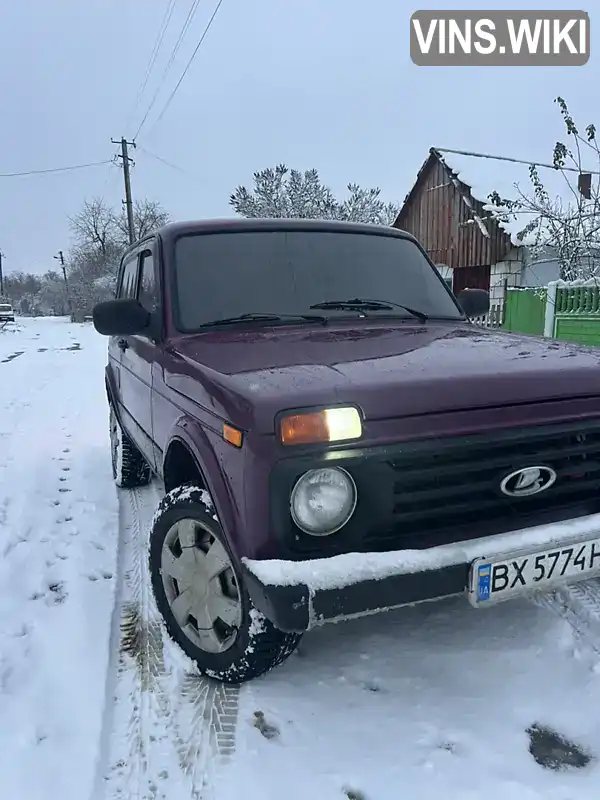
468 536 600 606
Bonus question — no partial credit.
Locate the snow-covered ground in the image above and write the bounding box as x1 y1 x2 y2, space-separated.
0 318 118 798
3 317 600 800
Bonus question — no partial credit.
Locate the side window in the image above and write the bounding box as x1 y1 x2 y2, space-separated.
138 250 158 312
118 255 139 299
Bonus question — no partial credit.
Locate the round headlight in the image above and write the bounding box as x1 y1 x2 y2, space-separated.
290 467 357 536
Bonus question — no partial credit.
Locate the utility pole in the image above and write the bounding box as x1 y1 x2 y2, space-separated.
112 137 136 245
54 250 73 320
0 251 4 297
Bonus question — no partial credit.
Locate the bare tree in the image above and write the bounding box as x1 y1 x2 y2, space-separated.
69 197 121 258
69 196 169 261
66 196 170 319
486 97 600 281
114 198 170 245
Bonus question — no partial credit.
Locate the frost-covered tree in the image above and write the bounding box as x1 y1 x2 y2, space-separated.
486 97 600 281
230 164 399 225
37 271 68 316
3 272 42 314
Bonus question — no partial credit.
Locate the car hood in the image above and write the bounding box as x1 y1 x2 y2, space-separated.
166 322 600 434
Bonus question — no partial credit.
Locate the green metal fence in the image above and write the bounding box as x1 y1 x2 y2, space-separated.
504 284 600 347
556 285 600 314
553 285 600 346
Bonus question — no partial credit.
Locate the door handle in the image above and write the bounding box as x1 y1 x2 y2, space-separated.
117 338 129 351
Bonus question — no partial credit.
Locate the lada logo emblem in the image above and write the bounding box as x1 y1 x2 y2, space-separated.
500 466 557 498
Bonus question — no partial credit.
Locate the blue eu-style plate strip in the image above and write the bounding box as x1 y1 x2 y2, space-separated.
477 563 491 601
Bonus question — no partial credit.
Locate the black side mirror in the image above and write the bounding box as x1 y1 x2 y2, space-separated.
93 298 151 336
457 288 490 319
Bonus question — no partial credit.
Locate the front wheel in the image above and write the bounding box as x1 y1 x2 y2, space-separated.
149 484 302 683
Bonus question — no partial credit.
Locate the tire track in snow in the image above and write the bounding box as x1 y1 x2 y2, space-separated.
95 480 240 800
533 579 600 660
94 482 174 800
168 671 239 797
135 482 241 798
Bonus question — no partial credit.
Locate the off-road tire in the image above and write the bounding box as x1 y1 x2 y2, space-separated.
149 484 302 683
110 404 152 489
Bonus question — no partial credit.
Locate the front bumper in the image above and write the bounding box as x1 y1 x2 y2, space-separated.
242 511 600 632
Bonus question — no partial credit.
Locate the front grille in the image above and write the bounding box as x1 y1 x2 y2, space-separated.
365 419 600 551
276 418 600 559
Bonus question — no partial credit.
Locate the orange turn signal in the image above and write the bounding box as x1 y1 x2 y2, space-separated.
280 412 329 446
223 423 243 448
279 407 362 446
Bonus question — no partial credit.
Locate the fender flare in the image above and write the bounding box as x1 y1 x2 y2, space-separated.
163 416 244 557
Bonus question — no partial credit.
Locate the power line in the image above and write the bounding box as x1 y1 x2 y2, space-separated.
137 0 178 99
0 160 113 178
99 155 122 197
125 0 179 132
162 0 204 80
434 147 600 176
137 144 191 176
134 0 204 141
142 0 225 140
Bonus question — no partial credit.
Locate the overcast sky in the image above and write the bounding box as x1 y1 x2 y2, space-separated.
0 0 595 274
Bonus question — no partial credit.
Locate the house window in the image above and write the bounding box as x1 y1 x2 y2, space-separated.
452 264 491 295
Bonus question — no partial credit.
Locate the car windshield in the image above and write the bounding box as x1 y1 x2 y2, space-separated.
0 305 11 311
173 230 463 331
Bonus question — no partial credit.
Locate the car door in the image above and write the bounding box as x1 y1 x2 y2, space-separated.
109 251 139 428
118 243 159 470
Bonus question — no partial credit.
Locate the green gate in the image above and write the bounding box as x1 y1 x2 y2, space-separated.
504 288 546 336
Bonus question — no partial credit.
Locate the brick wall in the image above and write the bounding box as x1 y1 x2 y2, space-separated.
489 247 524 307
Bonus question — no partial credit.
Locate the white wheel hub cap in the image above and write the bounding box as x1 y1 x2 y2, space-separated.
160 518 243 654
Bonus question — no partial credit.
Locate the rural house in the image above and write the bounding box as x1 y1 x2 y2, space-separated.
393 147 562 319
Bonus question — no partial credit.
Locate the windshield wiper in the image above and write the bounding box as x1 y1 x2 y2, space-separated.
309 297 428 323
197 312 328 328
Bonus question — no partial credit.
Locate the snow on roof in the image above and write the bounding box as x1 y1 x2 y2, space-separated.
433 148 591 248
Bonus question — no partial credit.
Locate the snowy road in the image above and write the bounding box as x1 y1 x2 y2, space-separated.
3 318 600 800
0 318 119 798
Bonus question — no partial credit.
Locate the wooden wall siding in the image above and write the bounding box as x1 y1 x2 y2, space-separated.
395 153 513 270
